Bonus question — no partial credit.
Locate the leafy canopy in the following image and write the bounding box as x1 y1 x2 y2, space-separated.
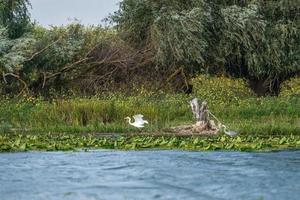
0 0 32 38
111 0 300 95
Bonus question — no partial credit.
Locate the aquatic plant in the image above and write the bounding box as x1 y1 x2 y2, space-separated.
1 133 299 152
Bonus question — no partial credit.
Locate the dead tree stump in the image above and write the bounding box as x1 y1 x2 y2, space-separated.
165 98 219 135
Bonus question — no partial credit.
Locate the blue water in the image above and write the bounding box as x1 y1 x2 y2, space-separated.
0 151 299 200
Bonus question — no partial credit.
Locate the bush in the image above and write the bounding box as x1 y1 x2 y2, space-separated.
191 75 255 104
280 77 300 98
1 24 147 96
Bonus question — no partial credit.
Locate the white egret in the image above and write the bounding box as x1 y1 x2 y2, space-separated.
125 114 149 128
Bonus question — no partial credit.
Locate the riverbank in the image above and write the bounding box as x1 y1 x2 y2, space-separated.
1 95 300 135
1 95 300 152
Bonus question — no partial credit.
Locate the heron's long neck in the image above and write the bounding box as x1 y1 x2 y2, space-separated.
128 117 133 125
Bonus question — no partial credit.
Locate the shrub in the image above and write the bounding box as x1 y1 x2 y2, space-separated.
191 75 255 104
280 77 300 98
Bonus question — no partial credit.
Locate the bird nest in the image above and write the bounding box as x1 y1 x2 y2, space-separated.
164 120 220 136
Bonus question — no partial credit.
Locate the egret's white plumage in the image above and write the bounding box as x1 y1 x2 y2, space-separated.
125 114 149 128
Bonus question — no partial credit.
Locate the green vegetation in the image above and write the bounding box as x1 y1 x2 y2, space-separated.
1 133 300 152
280 77 300 98
1 75 300 153
0 93 299 135
112 0 300 95
0 0 32 38
0 1 299 152
0 0 299 96
192 75 254 104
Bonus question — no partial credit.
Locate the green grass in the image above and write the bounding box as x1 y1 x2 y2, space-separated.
0 95 299 136
0 94 191 134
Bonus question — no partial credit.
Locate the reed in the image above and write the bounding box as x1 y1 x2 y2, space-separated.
0 95 299 136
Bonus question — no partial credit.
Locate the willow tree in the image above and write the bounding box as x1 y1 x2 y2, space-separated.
111 0 300 95
218 1 300 95
0 0 31 38
111 0 210 70
0 26 35 94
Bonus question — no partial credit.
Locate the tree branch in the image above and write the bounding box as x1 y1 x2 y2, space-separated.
3 73 29 96
26 37 62 61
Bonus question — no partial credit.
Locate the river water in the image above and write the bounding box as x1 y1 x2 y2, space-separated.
0 150 299 200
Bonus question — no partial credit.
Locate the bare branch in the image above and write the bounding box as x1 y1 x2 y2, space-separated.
26 37 62 61
3 73 29 95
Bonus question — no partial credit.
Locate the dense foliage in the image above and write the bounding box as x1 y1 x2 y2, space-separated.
111 0 300 95
0 0 299 96
280 77 300 98
1 24 146 95
0 0 32 38
192 75 254 104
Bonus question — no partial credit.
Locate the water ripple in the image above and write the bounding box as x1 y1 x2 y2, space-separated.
0 150 300 200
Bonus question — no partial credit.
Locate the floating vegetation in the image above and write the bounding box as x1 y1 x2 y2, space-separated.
1 133 299 152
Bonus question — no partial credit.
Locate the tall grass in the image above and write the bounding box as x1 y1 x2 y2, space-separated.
0 95 191 133
0 95 299 135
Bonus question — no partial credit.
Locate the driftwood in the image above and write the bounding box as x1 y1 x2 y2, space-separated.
165 98 220 136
